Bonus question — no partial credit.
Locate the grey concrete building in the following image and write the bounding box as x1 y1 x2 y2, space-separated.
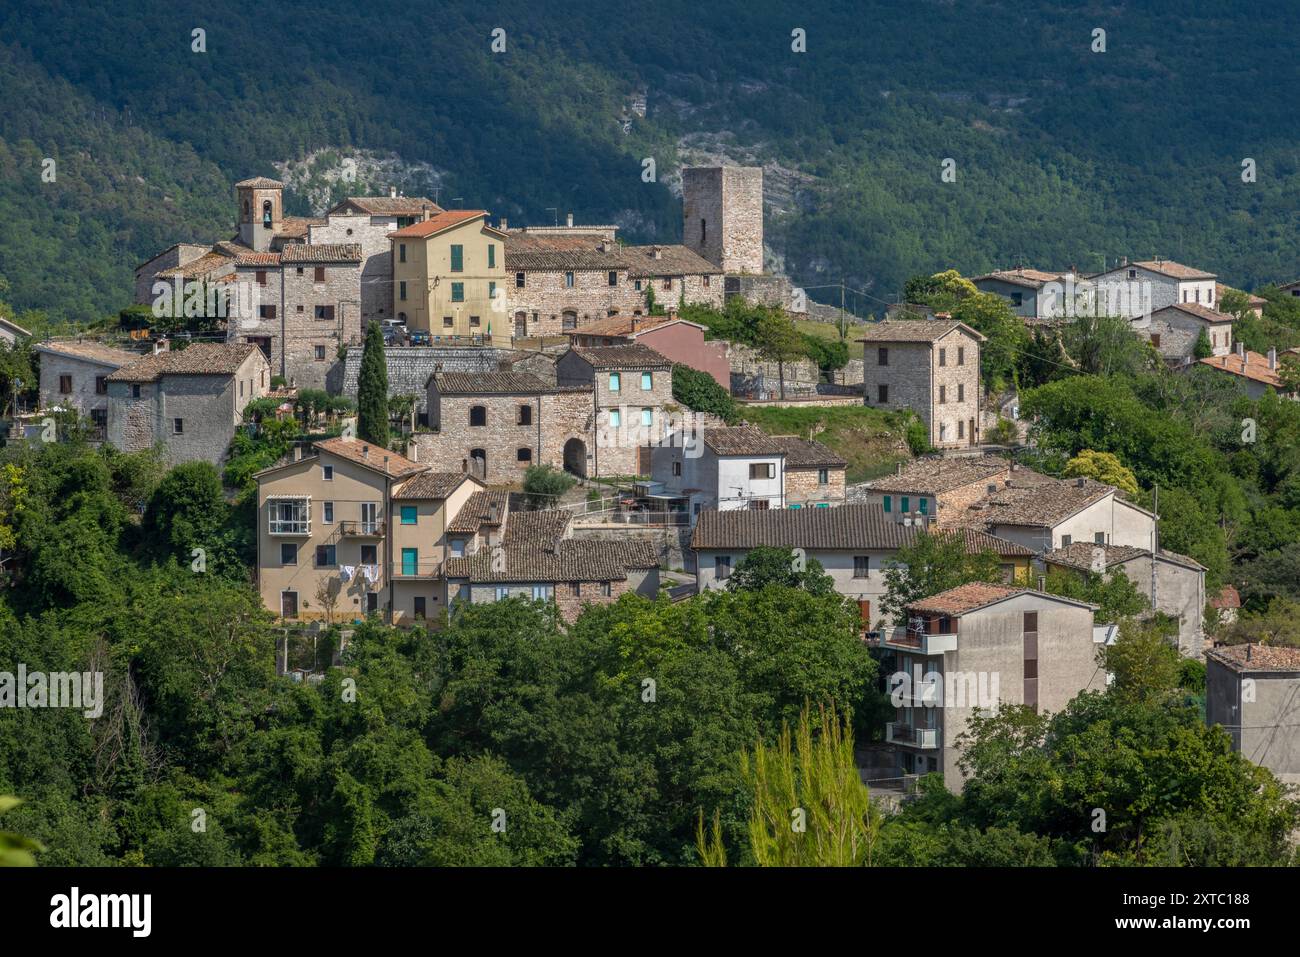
1044 542 1207 658
1206 644 1300 786
859 320 984 450
35 340 141 437
881 582 1103 789
106 342 269 465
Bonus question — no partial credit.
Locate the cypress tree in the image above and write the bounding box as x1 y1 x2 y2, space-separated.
357 320 389 447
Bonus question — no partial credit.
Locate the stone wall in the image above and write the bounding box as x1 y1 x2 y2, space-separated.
309 214 393 324
37 353 118 420
280 260 363 391
107 381 157 453
340 345 516 412
682 166 764 274
507 267 722 337
785 466 846 505
727 342 819 397
558 352 673 477
570 525 691 571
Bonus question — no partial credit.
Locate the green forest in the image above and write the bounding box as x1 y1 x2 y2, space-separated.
1 0 1299 324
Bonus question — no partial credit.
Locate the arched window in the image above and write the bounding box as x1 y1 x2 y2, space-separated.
469 449 487 478
518 404 532 425
262 200 273 228
469 405 487 427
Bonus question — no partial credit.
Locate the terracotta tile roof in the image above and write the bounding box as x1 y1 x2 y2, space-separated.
107 343 261 383
504 236 624 271
232 251 282 267
328 196 442 217
934 527 1035 558
962 473 1114 529
154 249 233 280
1210 585 1242 610
503 509 572 548
447 490 510 534
702 424 787 456
445 538 657 584
235 176 285 189
906 582 1027 616
1129 260 1216 281
566 344 671 371
866 456 1011 495
274 216 327 240
1208 643 1300 673
619 244 721 277
36 339 140 367
393 471 475 500
768 436 848 469
388 210 489 239
972 268 1066 288
280 243 363 263
690 504 912 551
432 371 589 395
1044 542 1149 571
1200 350 1283 388
1151 302 1234 324
857 319 985 343
313 437 424 478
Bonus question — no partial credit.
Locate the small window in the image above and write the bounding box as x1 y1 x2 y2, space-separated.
570 582 581 597
399 243 406 263
259 304 276 319
641 371 653 390
401 548 418 576
1151 333 1161 348
132 384 142 399
748 462 775 480
957 383 965 402
315 544 336 567
663 278 672 290
487 245 496 269
531 584 549 601
938 347 946 366
256 270 267 286
877 383 889 404
451 282 464 302
641 408 652 427
878 347 889 366
360 544 377 565
469 315 481 327
919 498 929 515
469 406 487 427
609 372 621 392
608 271 618 287
495 586 509 601
59 375 72 394
323 465 334 481
173 418 184 434
672 461 682 477
939 385 946 404
323 502 334 523
95 376 108 395
1024 659 1038 680
314 345 326 361
1094 532 1105 544
818 468 829 485
565 271 575 288
280 543 297 565
314 267 326 282
957 420 965 439
518 404 532 425
517 448 532 463
413 597 427 620
1010 292 1023 307
610 409 621 428
399 281 407 301
450 539 465 559
450 245 464 272
715 556 732 580
443 316 454 328
1023 611 1039 633
957 346 965 365
401 505 418 525
315 305 335 321
515 272 526 288
1061 534 1072 547
600 581 612 597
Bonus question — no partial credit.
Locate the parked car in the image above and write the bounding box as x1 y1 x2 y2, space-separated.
409 330 429 346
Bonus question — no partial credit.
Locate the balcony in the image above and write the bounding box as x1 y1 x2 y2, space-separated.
389 560 443 580
883 627 958 656
886 722 939 749
267 496 310 536
336 520 386 538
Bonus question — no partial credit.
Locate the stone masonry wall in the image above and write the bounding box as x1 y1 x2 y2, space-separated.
309 214 393 324
280 261 363 391
785 466 846 505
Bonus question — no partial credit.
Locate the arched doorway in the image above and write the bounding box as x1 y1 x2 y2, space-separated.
469 448 487 479
514 311 527 338
563 438 587 477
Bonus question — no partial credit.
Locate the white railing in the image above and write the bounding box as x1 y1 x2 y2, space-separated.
268 517 310 535
886 722 939 749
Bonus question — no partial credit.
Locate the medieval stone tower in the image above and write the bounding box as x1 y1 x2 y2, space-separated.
236 176 285 251
682 166 763 275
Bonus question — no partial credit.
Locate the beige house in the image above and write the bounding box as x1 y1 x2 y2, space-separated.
859 320 985 449
390 210 508 339
1207 644 1300 786
255 436 482 624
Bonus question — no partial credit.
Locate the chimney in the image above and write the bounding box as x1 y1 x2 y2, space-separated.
1237 341 1245 359
1121 256 1128 266
499 217 508 230
384 455 390 468
154 338 169 354
652 245 662 260
409 443 418 462
488 500 500 523
1037 575 1046 592
1269 348 1277 370
389 186 397 199
362 445 369 459
566 212 574 227
421 203 432 222
896 462 903 476
1247 644 1252 661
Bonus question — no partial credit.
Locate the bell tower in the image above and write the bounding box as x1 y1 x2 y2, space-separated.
235 176 285 251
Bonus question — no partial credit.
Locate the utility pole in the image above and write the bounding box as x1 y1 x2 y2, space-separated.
1150 484 1159 618
839 279 846 340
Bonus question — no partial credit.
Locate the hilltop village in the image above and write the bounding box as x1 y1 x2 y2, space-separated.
5 163 1300 798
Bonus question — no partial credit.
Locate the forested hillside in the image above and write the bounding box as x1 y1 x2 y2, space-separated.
1 0 1298 323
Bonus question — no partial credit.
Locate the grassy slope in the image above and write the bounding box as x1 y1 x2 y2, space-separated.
740 404 909 484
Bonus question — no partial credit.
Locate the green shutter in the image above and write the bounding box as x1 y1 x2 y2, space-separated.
450 245 464 271
401 505 417 525
487 244 495 268
883 495 892 513
402 548 418 576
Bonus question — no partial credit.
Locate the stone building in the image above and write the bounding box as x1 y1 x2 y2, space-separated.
564 315 730 391
106 342 269 465
341 344 516 418
556 344 674 477
682 166 764 275
503 225 722 338
859 320 985 450
1089 259 1217 318
35 340 141 437
860 457 1013 526
1198 346 1287 400
424 371 593 483
768 436 847 507
1207 644 1300 785
314 191 442 323
1134 303 1234 362
444 505 659 623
